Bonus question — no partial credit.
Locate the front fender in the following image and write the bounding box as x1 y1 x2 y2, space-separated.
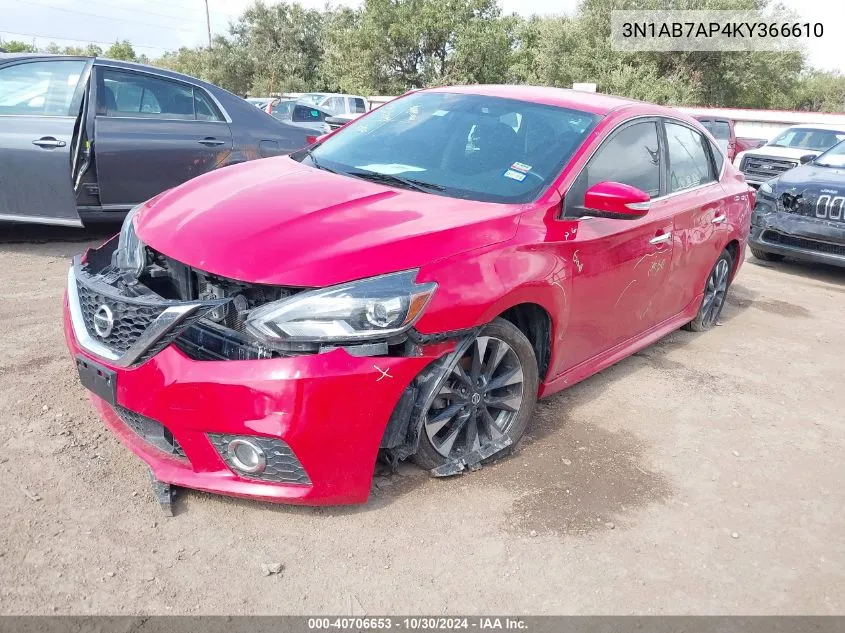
414 240 571 352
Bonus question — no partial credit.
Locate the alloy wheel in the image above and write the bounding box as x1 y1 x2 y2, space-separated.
700 257 730 328
423 336 525 459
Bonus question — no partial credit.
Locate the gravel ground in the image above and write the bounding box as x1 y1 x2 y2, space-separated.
0 224 843 615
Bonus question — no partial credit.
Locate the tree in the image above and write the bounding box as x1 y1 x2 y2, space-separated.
105 40 137 61
0 40 38 53
793 71 845 113
231 0 326 94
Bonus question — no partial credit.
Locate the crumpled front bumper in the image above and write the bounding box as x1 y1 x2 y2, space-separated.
63 283 447 506
749 201 845 267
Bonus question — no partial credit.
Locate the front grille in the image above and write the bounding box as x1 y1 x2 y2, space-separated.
175 321 276 361
208 434 311 485
763 231 845 256
112 405 187 459
741 155 798 181
77 282 166 354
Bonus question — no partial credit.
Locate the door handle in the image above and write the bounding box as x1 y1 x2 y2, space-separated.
32 137 66 149
649 232 672 245
199 137 226 146
712 213 727 224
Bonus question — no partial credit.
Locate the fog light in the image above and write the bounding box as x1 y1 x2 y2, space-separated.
227 438 266 473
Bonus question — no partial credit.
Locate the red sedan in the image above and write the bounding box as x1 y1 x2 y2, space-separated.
64 85 752 506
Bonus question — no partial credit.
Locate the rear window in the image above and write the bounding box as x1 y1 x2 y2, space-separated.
699 119 731 140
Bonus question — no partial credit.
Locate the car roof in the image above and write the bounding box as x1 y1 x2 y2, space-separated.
782 123 845 132
423 84 647 115
0 53 225 93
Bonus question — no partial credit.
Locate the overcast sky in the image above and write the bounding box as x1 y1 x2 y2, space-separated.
2 0 843 74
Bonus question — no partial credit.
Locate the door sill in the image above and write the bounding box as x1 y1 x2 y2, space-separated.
0 213 83 227
539 298 701 398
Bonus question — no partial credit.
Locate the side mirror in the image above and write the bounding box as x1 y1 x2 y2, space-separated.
583 181 650 219
799 154 816 165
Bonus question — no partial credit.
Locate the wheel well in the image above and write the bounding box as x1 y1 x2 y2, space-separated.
498 303 551 381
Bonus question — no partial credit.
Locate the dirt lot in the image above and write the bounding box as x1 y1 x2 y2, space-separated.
0 223 843 615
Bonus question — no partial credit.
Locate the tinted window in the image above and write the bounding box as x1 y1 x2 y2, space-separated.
194 89 223 121
351 97 367 114
699 119 730 140
102 70 195 119
709 138 724 174
304 91 599 204
566 121 661 215
665 122 715 193
293 104 328 122
0 60 85 116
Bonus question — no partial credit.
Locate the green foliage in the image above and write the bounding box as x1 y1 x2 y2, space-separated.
0 40 39 53
10 0 845 112
104 40 137 61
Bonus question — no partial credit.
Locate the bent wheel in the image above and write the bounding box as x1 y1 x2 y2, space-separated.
413 318 538 470
684 250 733 332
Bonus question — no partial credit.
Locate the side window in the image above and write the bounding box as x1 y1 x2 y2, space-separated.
665 121 716 193
194 89 223 121
351 97 367 114
0 60 85 116
101 69 195 119
709 138 724 175
293 104 327 122
566 121 661 216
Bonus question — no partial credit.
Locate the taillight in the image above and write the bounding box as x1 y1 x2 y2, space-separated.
306 135 317 145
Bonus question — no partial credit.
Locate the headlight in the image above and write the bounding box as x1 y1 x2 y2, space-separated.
112 204 146 277
245 270 436 345
759 179 778 196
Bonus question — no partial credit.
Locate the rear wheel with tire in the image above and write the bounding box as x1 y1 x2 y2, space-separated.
414 318 539 470
750 246 785 262
684 249 734 332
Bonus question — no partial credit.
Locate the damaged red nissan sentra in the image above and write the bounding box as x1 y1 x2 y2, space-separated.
64 86 753 506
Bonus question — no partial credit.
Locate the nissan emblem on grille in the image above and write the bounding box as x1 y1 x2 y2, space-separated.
93 304 115 338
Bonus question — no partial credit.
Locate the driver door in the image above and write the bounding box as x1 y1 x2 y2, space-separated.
0 58 92 225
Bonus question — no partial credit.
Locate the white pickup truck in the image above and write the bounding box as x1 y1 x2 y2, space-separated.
734 123 845 186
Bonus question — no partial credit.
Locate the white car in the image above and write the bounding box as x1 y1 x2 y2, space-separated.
734 123 845 186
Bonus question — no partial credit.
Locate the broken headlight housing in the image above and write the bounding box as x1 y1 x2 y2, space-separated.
758 179 778 196
245 270 436 346
112 204 146 277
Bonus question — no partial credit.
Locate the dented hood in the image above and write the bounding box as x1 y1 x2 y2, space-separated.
135 156 523 287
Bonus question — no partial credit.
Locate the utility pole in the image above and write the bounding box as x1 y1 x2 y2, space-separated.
204 0 212 47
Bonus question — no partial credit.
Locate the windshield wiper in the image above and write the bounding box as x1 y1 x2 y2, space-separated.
346 170 446 194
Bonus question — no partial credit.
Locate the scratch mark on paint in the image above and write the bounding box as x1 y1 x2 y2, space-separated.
634 251 659 270
615 279 637 307
550 269 566 294
648 259 666 277
573 250 584 273
374 365 393 381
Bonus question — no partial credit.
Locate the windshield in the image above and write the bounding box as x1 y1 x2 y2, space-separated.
300 92 600 204
769 127 845 151
812 140 845 168
699 119 730 140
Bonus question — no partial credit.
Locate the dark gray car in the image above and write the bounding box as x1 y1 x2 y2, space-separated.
0 54 313 226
